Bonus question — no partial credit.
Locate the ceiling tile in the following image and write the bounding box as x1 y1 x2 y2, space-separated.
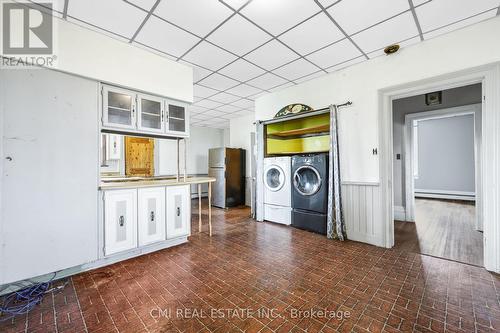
193 84 218 98
247 92 267 100
192 113 213 120
188 105 209 114
326 56 365 73
222 112 246 119
221 0 248 10
183 41 238 70
127 0 157 11
244 40 299 70
234 109 255 117
327 0 410 35
423 9 498 40
269 82 295 92
246 73 288 90
226 84 263 97
209 92 242 104
218 59 266 82
179 61 212 82
135 16 200 57
416 0 499 33
154 0 233 36
306 38 362 69
279 13 345 55
351 12 419 54
241 0 320 35
216 104 241 113
207 15 271 56
194 99 224 109
412 0 429 6
68 0 147 39
231 99 254 109
317 0 339 8
272 58 319 81
294 71 325 84
204 109 227 117
198 73 240 90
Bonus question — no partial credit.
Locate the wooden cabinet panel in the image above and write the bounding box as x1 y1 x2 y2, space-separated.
125 136 154 177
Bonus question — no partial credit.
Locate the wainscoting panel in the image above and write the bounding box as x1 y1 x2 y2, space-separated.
341 182 384 247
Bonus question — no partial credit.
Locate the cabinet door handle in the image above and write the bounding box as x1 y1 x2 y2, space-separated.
161 110 164 122
150 211 155 222
176 207 180 217
119 215 125 227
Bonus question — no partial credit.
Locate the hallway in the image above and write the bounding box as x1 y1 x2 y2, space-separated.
395 199 483 266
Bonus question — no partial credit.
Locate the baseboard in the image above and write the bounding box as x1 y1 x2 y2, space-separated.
394 205 406 221
415 189 475 201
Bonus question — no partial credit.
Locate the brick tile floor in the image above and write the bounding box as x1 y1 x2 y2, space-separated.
1 201 499 332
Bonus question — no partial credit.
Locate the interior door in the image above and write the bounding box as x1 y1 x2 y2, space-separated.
166 185 190 239
138 187 166 246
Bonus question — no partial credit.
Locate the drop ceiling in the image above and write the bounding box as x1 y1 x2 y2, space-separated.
32 0 500 129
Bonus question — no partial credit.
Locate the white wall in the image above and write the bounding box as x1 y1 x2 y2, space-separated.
54 17 193 102
157 126 226 197
229 114 255 206
415 114 475 194
255 16 500 183
392 84 482 206
157 126 227 175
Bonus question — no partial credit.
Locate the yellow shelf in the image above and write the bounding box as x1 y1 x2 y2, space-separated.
268 124 330 137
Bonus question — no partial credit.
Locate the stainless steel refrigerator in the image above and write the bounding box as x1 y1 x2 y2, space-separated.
208 148 246 208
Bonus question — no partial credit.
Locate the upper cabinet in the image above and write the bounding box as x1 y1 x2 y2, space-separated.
167 103 189 135
102 86 136 130
101 84 189 138
138 94 164 133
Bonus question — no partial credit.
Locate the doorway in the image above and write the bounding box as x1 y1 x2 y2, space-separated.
391 85 483 265
379 65 500 273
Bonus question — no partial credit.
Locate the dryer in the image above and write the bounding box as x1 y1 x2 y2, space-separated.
263 157 291 225
291 154 329 234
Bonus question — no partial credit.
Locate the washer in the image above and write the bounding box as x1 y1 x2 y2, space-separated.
263 157 291 225
291 154 329 234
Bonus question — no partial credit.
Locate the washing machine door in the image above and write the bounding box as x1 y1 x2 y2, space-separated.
293 165 321 196
264 165 285 192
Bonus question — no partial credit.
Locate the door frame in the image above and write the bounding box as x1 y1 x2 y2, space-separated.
379 63 500 273
403 105 482 229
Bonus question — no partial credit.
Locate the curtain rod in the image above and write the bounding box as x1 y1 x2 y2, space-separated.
256 101 353 125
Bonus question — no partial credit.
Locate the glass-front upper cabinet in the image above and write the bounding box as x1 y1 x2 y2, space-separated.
137 94 164 133
166 102 189 137
102 86 136 129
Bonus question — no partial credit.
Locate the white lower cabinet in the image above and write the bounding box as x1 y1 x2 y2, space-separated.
138 187 166 246
104 189 138 256
103 185 190 257
166 185 190 239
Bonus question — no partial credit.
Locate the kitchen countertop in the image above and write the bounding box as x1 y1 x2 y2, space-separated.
99 176 216 190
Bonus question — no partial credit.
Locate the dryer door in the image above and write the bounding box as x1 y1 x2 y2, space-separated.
264 165 285 192
293 166 322 196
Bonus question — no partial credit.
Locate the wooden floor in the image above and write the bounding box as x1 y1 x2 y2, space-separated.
395 198 483 266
